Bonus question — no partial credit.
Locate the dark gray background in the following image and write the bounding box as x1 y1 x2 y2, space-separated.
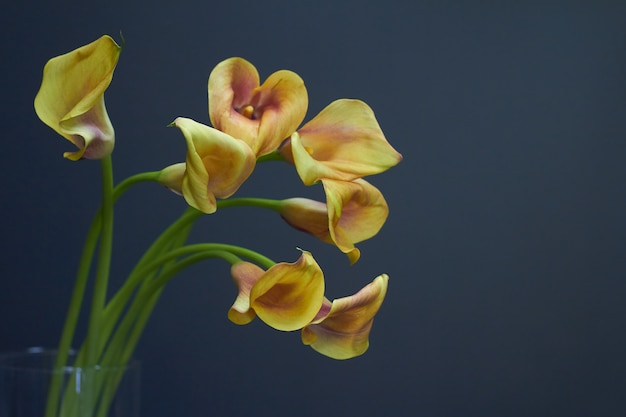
1 1 626 416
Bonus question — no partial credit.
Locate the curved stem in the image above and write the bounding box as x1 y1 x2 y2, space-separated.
217 197 283 212
113 171 162 200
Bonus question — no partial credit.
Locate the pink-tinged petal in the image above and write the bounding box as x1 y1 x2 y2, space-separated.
302 274 389 360
34 35 121 160
323 179 389 264
285 99 402 185
208 57 308 156
208 58 260 151
228 262 264 325
278 179 389 264
250 251 325 331
173 117 256 214
279 198 332 242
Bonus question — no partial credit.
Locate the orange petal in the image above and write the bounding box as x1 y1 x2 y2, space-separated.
228 262 264 325
323 179 389 264
302 274 389 360
208 57 308 156
290 99 402 185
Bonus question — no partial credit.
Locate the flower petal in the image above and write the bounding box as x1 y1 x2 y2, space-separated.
228 262 264 325
208 57 308 156
278 179 389 264
173 117 256 214
250 251 325 331
302 274 389 360
323 178 389 264
157 162 186 195
208 57 260 151
34 35 121 160
285 99 402 185
279 198 332 242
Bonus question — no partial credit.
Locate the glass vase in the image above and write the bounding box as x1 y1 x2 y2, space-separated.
0 347 140 417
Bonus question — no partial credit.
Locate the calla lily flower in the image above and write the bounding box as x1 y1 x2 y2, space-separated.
302 274 389 360
279 179 389 264
229 251 325 331
172 117 256 214
34 35 121 161
279 99 403 185
208 57 308 157
157 162 186 195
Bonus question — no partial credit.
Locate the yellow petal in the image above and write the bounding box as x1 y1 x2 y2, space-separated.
208 57 308 156
157 162 186 195
302 274 389 360
323 179 389 264
289 99 402 185
34 35 121 160
173 117 256 214
250 251 325 331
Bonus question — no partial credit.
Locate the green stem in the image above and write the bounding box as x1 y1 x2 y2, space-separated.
256 150 285 163
113 171 162 199
84 156 115 366
100 208 203 339
217 197 283 212
45 168 171 417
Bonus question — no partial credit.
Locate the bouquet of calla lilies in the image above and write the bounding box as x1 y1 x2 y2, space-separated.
34 34 402 416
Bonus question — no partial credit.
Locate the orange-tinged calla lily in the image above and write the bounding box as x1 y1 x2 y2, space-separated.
302 274 389 360
34 35 121 161
208 57 308 157
172 117 256 214
229 252 325 331
279 99 403 185
279 179 389 264
228 262 263 325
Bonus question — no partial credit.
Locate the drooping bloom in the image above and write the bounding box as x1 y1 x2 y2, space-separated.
34 35 121 161
208 57 308 157
279 179 389 264
229 251 325 331
279 99 403 185
302 274 389 360
172 117 256 214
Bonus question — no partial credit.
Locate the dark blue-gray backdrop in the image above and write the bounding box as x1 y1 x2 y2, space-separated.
1 1 626 416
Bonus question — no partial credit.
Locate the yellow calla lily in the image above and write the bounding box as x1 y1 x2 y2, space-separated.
228 251 325 331
279 179 389 264
172 117 256 214
34 35 121 160
208 57 308 157
301 274 389 360
279 99 403 185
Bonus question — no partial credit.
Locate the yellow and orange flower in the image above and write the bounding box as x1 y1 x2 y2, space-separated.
279 178 389 264
279 99 403 185
171 117 256 214
208 57 308 157
34 35 121 161
302 274 389 360
229 251 325 331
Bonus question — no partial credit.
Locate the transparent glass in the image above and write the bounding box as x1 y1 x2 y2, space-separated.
0 348 140 417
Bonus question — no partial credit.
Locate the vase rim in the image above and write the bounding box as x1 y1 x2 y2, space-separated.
0 347 139 373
